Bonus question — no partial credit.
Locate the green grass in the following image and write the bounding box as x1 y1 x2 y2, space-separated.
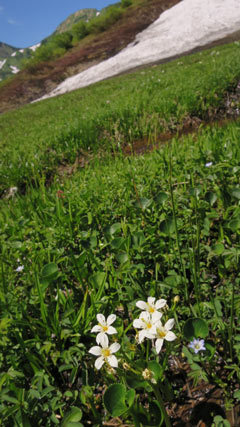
1 118 240 424
1 41 240 193
1 39 240 425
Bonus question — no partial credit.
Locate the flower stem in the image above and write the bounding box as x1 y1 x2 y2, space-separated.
151 383 172 427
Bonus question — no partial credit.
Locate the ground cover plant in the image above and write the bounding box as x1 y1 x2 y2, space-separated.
1 40 240 196
1 119 240 424
1 38 240 425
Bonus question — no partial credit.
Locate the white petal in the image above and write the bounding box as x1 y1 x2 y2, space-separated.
136 300 148 310
152 311 162 323
165 331 177 342
96 332 107 344
107 355 118 368
133 318 144 329
155 299 167 309
138 330 146 343
95 356 105 370
165 318 175 331
91 325 102 333
89 346 101 356
109 342 120 353
107 314 116 325
97 333 109 348
155 338 164 354
140 311 151 322
96 313 106 325
145 331 156 340
107 326 117 335
147 297 156 305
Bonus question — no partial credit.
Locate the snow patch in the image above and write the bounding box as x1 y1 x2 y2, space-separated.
96 11 100 16
19 49 24 53
11 51 17 57
29 43 41 51
36 0 240 102
0 59 6 70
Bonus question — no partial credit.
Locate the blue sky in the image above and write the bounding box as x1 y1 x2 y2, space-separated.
0 0 114 48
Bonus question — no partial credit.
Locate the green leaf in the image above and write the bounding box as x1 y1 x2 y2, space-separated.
116 253 129 264
234 390 240 400
125 389 135 408
183 318 209 340
61 406 82 426
148 360 162 381
111 237 126 250
156 192 168 204
160 217 175 235
103 384 128 416
231 188 240 199
90 272 105 289
40 262 59 285
228 219 240 232
205 191 217 206
109 222 122 236
212 243 224 255
136 197 152 210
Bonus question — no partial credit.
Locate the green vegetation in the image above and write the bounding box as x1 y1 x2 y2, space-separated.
0 40 240 425
1 41 240 194
25 1 132 67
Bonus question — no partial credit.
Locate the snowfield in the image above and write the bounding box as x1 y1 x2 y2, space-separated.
36 0 240 102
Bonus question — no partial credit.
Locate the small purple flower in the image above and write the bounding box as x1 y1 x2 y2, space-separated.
16 265 24 272
188 338 206 354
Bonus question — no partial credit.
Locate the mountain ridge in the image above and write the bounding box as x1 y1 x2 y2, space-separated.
0 8 99 83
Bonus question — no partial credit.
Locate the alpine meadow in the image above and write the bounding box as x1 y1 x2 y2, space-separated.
1 0 240 425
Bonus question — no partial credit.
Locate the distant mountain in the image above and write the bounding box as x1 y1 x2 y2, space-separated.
0 8 99 82
55 8 99 34
0 41 19 57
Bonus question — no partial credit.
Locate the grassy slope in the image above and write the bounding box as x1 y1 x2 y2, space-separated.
0 41 240 194
1 26 240 424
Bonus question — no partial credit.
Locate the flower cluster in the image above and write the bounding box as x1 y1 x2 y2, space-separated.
133 297 177 353
89 314 120 370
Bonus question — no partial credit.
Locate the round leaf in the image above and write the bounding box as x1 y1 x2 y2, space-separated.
183 318 209 340
104 384 128 416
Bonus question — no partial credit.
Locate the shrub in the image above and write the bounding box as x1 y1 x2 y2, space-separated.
72 21 89 42
121 0 132 7
88 6 123 34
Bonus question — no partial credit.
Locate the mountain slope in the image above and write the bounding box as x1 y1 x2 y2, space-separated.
0 41 18 58
40 0 240 101
54 8 98 34
0 0 180 113
0 9 99 84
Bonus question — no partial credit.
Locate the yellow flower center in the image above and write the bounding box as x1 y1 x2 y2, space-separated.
157 328 166 338
99 324 108 332
102 348 111 357
148 306 155 314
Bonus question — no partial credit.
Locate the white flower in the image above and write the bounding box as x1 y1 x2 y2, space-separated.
154 318 176 353
89 334 120 370
133 311 162 343
205 162 213 167
189 338 206 354
16 265 24 272
136 297 167 314
91 313 117 342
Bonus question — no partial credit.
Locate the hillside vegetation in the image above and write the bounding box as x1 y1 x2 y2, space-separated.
0 32 240 426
